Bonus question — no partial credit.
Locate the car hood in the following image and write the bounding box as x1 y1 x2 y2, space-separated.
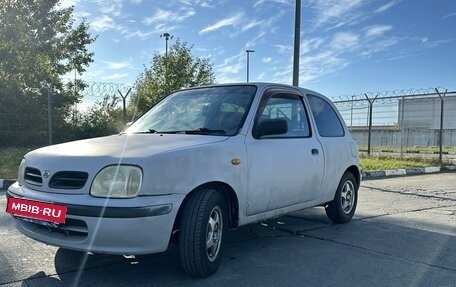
22 134 228 194
26 134 229 165
21 134 228 190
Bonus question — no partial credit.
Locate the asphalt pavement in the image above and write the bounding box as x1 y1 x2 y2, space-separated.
1 173 455 287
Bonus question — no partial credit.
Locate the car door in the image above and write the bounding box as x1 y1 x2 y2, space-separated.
306 93 354 201
245 88 324 216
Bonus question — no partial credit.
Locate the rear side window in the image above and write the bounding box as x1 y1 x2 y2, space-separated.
307 94 345 137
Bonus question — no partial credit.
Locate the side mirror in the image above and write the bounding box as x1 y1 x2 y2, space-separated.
254 118 288 138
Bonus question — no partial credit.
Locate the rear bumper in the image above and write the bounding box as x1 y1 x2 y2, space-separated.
7 182 185 255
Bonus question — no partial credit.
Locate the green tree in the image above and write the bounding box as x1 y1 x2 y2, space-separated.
68 94 124 140
131 39 215 115
0 0 95 147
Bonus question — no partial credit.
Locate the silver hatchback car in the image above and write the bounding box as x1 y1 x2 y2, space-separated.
7 83 360 277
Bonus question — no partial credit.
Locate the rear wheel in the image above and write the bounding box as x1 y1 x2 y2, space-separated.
179 189 227 277
325 172 358 223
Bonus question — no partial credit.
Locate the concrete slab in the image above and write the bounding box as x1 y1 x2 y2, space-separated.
24 236 456 287
361 173 456 201
301 216 456 271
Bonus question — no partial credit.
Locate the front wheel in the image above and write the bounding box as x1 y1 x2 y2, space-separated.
179 189 227 277
325 172 358 223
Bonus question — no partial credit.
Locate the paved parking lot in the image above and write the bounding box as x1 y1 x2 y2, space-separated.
1 173 455 287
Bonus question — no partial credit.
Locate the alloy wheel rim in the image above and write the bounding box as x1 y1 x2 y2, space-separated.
206 206 223 262
341 180 355 214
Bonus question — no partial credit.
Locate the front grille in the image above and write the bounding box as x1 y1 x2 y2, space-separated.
49 171 89 189
24 167 42 186
19 218 88 240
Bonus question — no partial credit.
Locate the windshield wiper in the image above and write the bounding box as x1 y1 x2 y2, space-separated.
132 129 159 134
184 128 226 135
134 129 181 134
133 128 226 135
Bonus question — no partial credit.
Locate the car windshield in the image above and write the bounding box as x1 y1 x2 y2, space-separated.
126 85 257 136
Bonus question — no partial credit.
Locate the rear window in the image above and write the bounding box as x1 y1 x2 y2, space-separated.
307 94 345 137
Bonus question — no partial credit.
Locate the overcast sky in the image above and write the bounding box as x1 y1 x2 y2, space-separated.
62 0 456 97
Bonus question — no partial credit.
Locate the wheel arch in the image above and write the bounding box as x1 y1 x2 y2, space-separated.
322 165 361 207
173 181 240 233
345 165 361 189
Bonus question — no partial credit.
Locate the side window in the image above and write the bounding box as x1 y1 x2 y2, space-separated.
307 94 345 137
253 92 311 138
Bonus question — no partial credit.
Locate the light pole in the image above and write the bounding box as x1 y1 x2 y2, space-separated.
160 32 173 58
160 32 173 88
246 49 255 82
292 0 301 86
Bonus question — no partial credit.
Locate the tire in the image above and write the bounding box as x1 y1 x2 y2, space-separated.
325 172 358 223
179 189 227 277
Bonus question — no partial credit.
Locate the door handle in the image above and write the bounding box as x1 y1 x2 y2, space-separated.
311 148 319 155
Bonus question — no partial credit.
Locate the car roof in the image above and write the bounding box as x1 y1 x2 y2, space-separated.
177 82 329 101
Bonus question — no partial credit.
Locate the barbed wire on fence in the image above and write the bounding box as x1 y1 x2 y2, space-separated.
332 87 455 106
61 78 135 98
79 81 134 98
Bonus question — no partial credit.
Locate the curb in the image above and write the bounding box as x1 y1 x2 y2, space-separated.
362 165 456 180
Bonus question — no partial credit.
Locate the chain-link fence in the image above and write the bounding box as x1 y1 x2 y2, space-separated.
332 88 456 163
0 81 133 148
0 81 134 178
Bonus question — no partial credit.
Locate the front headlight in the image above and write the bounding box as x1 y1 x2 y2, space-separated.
17 159 26 186
90 165 143 198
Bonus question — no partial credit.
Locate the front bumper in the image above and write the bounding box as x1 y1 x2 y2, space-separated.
7 182 185 255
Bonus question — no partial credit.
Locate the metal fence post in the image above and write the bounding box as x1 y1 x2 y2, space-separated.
435 88 447 163
364 94 378 155
400 96 405 157
118 88 132 125
350 95 354 128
